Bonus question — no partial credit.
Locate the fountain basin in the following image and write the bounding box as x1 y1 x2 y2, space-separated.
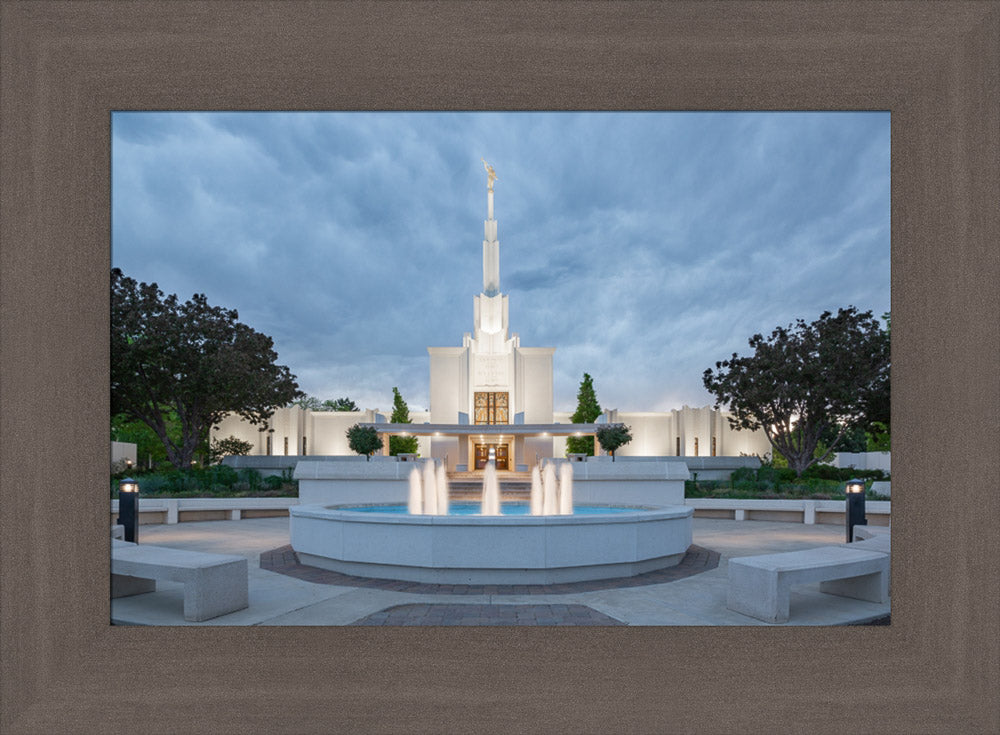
289 503 693 584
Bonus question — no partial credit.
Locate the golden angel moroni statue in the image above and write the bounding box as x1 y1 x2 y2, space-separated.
481 158 498 191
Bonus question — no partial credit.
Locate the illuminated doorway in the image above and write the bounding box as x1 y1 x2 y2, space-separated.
474 443 509 470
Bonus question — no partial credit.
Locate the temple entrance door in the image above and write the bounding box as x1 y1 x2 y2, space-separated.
474 443 509 470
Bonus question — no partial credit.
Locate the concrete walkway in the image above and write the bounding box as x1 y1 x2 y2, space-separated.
110 517 890 626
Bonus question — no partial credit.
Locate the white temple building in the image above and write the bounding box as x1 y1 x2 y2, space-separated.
213 161 770 471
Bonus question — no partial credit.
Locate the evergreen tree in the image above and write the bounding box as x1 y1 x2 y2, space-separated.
388 387 419 455
566 373 601 455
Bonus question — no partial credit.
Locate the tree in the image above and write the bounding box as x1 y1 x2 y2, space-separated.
111 268 302 470
324 397 359 411
291 395 323 411
347 424 382 461
388 387 419 455
819 423 868 455
208 435 254 464
566 373 601 455
595 424 632 461
702 307 890 476
112 413 172 469
291 396 359 412
858 310 891 435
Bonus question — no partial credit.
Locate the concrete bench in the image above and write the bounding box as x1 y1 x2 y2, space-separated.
111 539 249 622
844 527 891 592
727 546 889 623
844 532 891 554
853 524 890 542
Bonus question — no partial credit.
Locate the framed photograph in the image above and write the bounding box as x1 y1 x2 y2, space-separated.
109 109 891 629
2 2 997 732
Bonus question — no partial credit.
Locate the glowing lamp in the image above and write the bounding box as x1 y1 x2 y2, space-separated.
117 478 139 543
844 478 867 542
846 479 866 494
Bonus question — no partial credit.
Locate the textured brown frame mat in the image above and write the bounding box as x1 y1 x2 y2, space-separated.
1 2 997 733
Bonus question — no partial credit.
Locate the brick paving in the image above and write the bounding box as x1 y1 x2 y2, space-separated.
350 603 626 626
259 544 719 594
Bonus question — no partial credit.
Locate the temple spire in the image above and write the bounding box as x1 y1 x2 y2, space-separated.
482 158 497 220
481 159 500 297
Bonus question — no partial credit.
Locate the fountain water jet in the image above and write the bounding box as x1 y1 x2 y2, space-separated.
530 466 543 516
481 461 501 515
422 460 438 515
436 462 449 516
542 463 558 515
559 462 574 515
408 467 422 515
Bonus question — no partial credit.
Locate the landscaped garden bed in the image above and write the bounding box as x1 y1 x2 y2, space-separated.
111 464 298 499
685 465 889 501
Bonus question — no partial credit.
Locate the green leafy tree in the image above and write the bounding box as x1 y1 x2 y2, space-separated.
703 307 890 476
112 413 173 469
866 421 891 451
347 424 383 461
292 396 360 412
291 395 323 411
858 310 891 436
323 397 359 411
819 423 868 455
595 423 632 461
566 373 601 455
208 435 254 464
111 268 302 470
388 387 419 455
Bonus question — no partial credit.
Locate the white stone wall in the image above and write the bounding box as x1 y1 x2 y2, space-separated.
833 451 891 473
428 346 467 423
559 405 770 460
516 347 555 423
111 441 137 464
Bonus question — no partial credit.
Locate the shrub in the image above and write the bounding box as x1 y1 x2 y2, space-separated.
208 435 254 464
776 468 798 483
236 467 263 490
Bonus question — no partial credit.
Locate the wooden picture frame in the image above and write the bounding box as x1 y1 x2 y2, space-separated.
1 2 997 732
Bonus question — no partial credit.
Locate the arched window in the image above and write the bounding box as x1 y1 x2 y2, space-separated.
711 437 717 457
302 436 307 456
676 437 681 456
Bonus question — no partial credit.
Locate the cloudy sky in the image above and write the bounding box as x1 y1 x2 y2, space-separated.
111 112 889 414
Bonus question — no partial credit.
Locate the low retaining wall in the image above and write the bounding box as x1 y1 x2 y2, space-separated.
571 455 761 481
684 498 891 526
544 459 689 506
293 458 419 505
110 497 299 526
109 494 891 527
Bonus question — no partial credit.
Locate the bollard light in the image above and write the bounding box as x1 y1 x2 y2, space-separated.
117 477 139 543
845 478 867 542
